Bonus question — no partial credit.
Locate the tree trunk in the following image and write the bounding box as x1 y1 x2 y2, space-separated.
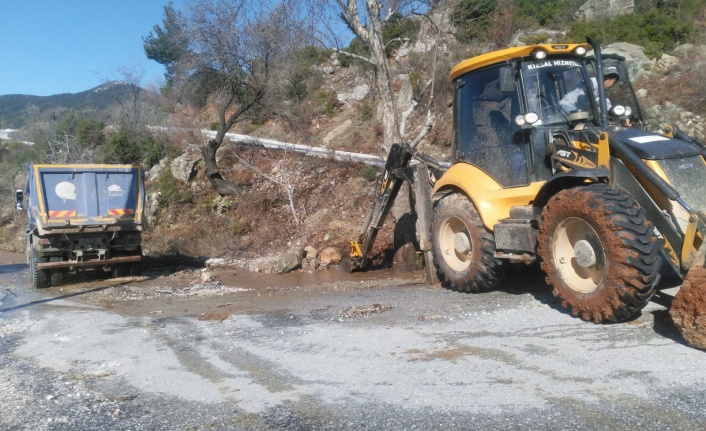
367 7 402 152
201 138 241 196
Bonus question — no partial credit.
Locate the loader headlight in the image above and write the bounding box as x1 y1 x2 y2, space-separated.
610 105 632 117
515 112 540 126
573 46 587 56
532 49 547 60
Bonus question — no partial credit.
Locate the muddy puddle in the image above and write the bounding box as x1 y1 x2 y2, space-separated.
0 252 425 320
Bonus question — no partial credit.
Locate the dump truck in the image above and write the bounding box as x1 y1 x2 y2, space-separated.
349 38 706 349
21 164 145 288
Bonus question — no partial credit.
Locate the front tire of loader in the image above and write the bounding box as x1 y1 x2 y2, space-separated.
431 193 502 292
537 184 660 322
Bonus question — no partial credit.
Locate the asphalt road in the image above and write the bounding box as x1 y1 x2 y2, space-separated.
1 253 705 431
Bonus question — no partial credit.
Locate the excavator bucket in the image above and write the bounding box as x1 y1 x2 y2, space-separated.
670 243 706 350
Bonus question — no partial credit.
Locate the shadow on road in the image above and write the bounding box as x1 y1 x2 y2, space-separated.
495 261 697 348
0 263 28 275
0 254 203 314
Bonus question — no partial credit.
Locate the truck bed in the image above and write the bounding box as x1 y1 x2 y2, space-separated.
27 164 144 232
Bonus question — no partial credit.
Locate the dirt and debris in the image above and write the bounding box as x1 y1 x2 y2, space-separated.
338 303 393 320
670 258 706 350
142 157 398 270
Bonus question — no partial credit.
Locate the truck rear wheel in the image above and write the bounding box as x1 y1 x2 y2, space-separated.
49 256 65 286
537 184 660 322
30 249 51 289
431 193 502 292
112 265 131 279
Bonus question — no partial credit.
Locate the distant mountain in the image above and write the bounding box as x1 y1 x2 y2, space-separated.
0 82 143 129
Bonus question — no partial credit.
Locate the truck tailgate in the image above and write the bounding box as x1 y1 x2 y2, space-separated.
29 164 144 228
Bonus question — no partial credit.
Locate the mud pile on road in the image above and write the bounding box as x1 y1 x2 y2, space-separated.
670 261 706 350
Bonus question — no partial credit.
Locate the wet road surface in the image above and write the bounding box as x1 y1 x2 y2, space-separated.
1 253 705 430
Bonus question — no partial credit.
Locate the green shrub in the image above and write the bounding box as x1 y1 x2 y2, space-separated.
451 0 497 42
141 135 175 169
101 127 142 164
567 10 692 57
53 111 105 148
293 45 329 67
227 216 251 235
338 37 370 68
316 90 341 116
100 125 174 168
156 167 192 211
359 165 378 182
513 0 580 27
519 33 553 45
382 13 420 56
358 102 373 121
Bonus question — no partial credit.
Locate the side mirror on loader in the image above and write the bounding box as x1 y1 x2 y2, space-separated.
499 66 516 93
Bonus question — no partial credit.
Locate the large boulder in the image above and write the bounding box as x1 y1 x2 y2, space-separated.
602 42 651 81
146 159 167 182
144 191 160 225
575 0 634 21
392 242 419 273
275 247 305 274
170 152 202 184
337 85 370 105
319 247 342 265
304 246 318 259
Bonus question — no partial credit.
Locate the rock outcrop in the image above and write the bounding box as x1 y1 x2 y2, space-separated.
602 42 651 81
575 0 634 21
171 151 202 184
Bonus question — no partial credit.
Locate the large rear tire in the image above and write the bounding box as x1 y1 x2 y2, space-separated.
537 184 660 322
49 256 65 286
431 193 502 292
30 248 51 289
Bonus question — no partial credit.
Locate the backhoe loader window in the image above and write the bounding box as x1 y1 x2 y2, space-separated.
454 65 529 187
587 59 643 127
522 60 591 125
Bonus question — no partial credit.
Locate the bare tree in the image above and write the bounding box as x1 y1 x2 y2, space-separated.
110 65 146 130
44 132 97 164
150 0 303 196
338 0 404 151
315 0 445 153
232 139 306 224
312 1 455 264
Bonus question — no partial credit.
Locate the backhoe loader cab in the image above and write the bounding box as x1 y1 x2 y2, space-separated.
450 43 641 188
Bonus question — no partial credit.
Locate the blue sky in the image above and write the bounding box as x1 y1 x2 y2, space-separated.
0 1 182 96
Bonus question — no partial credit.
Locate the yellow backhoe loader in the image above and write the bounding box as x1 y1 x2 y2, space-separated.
348 38 706 349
